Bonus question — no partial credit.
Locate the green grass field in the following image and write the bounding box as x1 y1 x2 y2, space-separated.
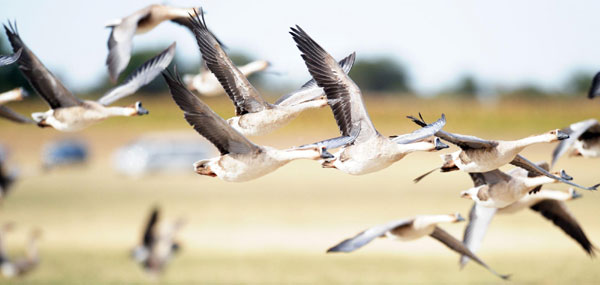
0 94 599 284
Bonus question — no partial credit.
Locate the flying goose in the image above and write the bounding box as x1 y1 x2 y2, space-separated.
163 69 334 182
0 157 16 200
188 11 356 136
132 207 183 275
461 188 595 268
409 115 598 191
0 226 41 278
183 60 270 97
327 213 509 280
0 87 33 124
4 22 175 131
105 4 215 82
552 119 600 166
289 26 448 175
588 71 600 99
459 161 572 208
0 48 21 67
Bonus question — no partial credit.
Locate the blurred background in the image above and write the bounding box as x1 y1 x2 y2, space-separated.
0 0 599 283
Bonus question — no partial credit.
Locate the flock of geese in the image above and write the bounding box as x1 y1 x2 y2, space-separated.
0 4 599 281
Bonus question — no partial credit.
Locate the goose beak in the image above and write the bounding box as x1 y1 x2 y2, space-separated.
19 88 29 98
320 150 334 159
137 105 149 116
571 189 583 200
560 170 573 181
556 130 570 141
434 138 449 150
460 191 471 199
455 213 466 222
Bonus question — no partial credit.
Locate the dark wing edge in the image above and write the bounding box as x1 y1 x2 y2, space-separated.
142 207 160 247
511 154 599 191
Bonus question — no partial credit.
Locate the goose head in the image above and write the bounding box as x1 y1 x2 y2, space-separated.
548 129 570 142
451 212 465 223
568 188 582 200
432 137 449 151
460 185 489 202
193 159 216 177
132 101 149 116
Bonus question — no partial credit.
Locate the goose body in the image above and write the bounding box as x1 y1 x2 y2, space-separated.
461 188 596 268
327 213 509 280
460 163 561 208
184 60 270 96
163 69 332 182
4 22 175 131
106 4 199 81
552 119 600 165
189 12 356 137
289 26 447 175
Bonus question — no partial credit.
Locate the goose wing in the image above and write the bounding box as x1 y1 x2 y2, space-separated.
511 154 599 191
0 106 34 124
407 114 497 149
142 207 160 248
469 169 511 187
0 48 22 66
98 43 176 106
4 22 81 109
290 26 377 143
163 69 260 155
588 71 600 99
189 11 268 116
326 219 413 253
105 6 152 82
459 203 497 267
430 226 509 280
530 200 596 256
274 52 356 106
552 119 599 166
391 114 446 144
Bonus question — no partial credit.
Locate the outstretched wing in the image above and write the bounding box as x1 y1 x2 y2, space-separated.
460 203 497 267
510 154 598 191
0 106 34 124
326 219 413 253
163 68 260 155
552 119 599 166
142 207 160 247
430 226 509 280
189 10 268 115
290 25 377 143
391 114 446 144
275 52 356 106
4 22 81 109
588 71 600 99
98 43 176 105
530 200 596 256
407 114 498 150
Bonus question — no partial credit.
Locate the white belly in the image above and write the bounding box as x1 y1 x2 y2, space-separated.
334 140 404 175
209 154 285 182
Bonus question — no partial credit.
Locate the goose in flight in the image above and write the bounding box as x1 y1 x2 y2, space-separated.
188 11 356 136
0 225 41 278
327 213 509 280
132 207 184 275
105 4 214 82
409 114 597 191
183 60 270 97
459 161 577 208
4 22 175 131
588 71 600 99
289 25 447 175
0 157 16 200
552 119 600 166
0 87 33 124
461 188 595 268
0 47 21 67
163 69 334 182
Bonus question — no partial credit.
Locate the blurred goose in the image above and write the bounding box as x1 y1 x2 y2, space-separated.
290 26 447 175
588 71 600 99
327 213 509 280
183 60 270 97
409 115 597 191
4 22 175 131
0 48 21 67
552 119 600 166
461 188 595 268
459 162 574 208
0 157 16 199
163 69 333 182
132 207 183 275
105 4 207 82
0 87 33 124
0 226 41 278
189 12 356 136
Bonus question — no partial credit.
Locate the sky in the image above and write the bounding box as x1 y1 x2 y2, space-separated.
2 0 600 94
